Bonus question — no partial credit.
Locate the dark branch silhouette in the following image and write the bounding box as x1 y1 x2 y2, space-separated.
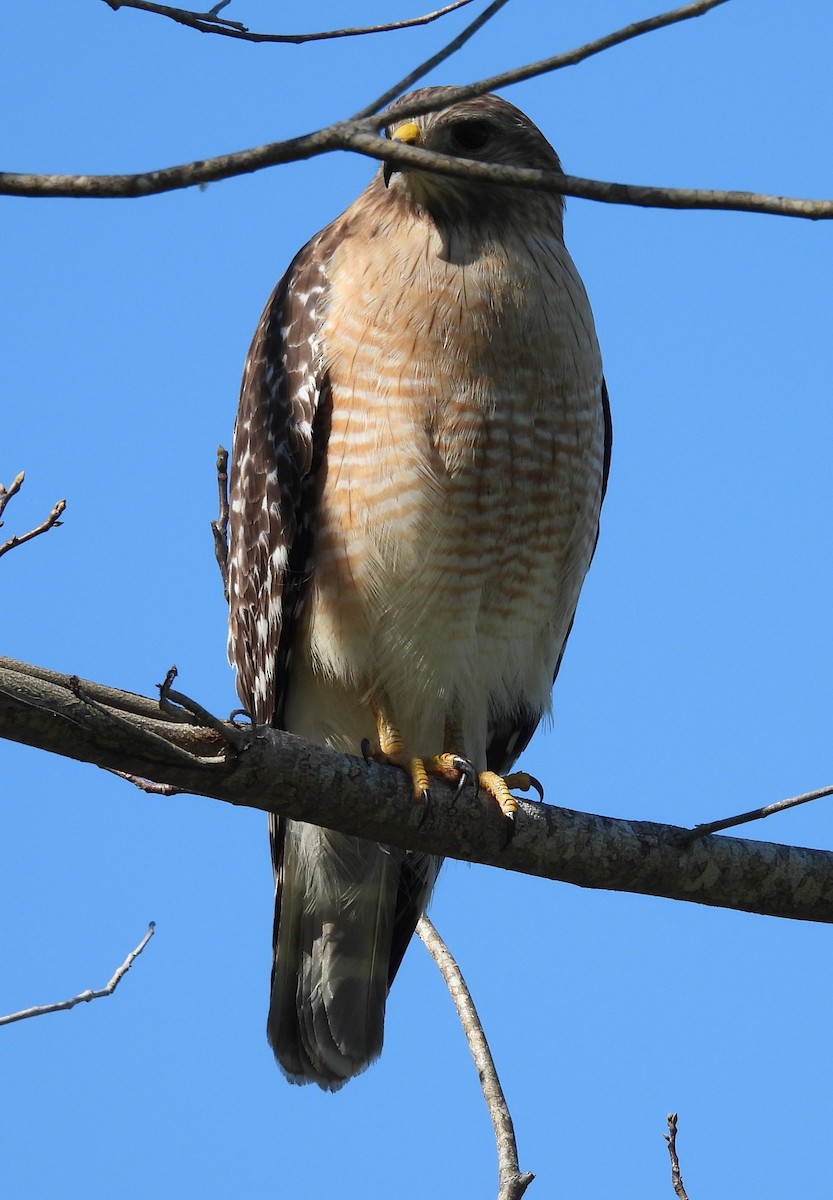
685 783 833 842
8 2 829 220
101 0 479 44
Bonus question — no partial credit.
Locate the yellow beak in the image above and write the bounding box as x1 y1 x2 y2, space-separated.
389 121 421 146
384 121 422 187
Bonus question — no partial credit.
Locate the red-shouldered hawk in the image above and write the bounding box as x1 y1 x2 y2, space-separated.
227 88 611 1090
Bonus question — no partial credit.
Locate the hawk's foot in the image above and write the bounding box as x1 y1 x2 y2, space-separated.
478 770 544 820
368 706 476 803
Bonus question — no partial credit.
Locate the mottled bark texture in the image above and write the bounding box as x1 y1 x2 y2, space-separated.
2 655 832 925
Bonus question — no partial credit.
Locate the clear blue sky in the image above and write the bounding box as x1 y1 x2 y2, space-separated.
4 2 832 1196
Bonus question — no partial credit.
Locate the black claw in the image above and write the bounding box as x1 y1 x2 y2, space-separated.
416 788 432 827
500 810 516 849
361 738 372 765
451 755 476 799
528 774 545 803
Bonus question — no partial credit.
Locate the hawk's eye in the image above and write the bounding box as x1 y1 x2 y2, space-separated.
449 120 493 153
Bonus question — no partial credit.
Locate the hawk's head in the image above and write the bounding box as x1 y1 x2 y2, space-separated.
380 87 564 228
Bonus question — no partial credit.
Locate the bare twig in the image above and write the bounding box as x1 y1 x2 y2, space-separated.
0 473 66 559
0 923 156 1027
418 916 534 1200
0 472 25 522
356 0 726 118
356 0 512 119
211 445 230 601
107 768 185 795
9 2 828 220
664 1113 690 1200
66 671 217 769
158 664 248 748
102 0 479 44
684 784 833 842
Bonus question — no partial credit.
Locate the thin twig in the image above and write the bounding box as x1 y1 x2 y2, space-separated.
418 916 534 1200
361 0 729 119
103 0 478 44
158 665 248 749
107 768 185 795
355 0 512 119
67 672 219 768
684 784 833 842
0 923 156 1027
0 484 66 559
8 2 819 220
0 472 25 523
211 445 230 601
664 1113 690 1200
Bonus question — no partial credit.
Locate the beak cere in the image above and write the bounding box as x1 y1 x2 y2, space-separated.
383 120 421 188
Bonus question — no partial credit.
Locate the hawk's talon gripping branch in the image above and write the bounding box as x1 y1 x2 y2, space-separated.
478 770 543 820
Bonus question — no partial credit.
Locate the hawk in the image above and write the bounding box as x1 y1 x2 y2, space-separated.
227 87 611 1090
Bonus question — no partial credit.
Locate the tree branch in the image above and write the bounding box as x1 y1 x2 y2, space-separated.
684 783 833 842
8 2 828 220
0 472 25 522
3 655 833 925
355 0 511 119
354 0 727 119
418 916 534 1200
0 923 156 1027
102 0 480 45
211 445 230 602
664 1114 690 1200
5 123 829 218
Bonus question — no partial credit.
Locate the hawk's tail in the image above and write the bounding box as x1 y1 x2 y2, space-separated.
267 817 436 1090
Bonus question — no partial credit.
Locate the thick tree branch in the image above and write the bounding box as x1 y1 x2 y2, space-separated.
102 0 479 44
3 655 833 925
418 916 534 1200
0 923 156 1027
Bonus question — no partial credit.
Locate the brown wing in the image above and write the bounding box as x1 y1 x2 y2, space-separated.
227 232 333 728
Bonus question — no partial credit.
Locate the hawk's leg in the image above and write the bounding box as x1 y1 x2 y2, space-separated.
368 704 475 802
424 718 477 798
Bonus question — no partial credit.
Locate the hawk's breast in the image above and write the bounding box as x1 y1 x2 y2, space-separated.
302 218 606 758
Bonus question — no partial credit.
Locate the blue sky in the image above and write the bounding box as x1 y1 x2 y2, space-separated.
3 2 832 1196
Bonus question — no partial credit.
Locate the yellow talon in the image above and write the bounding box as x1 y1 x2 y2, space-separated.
423 752 467 784
478 771 518 818
370 702 431 801
369 704 474 802
478 770 544 819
